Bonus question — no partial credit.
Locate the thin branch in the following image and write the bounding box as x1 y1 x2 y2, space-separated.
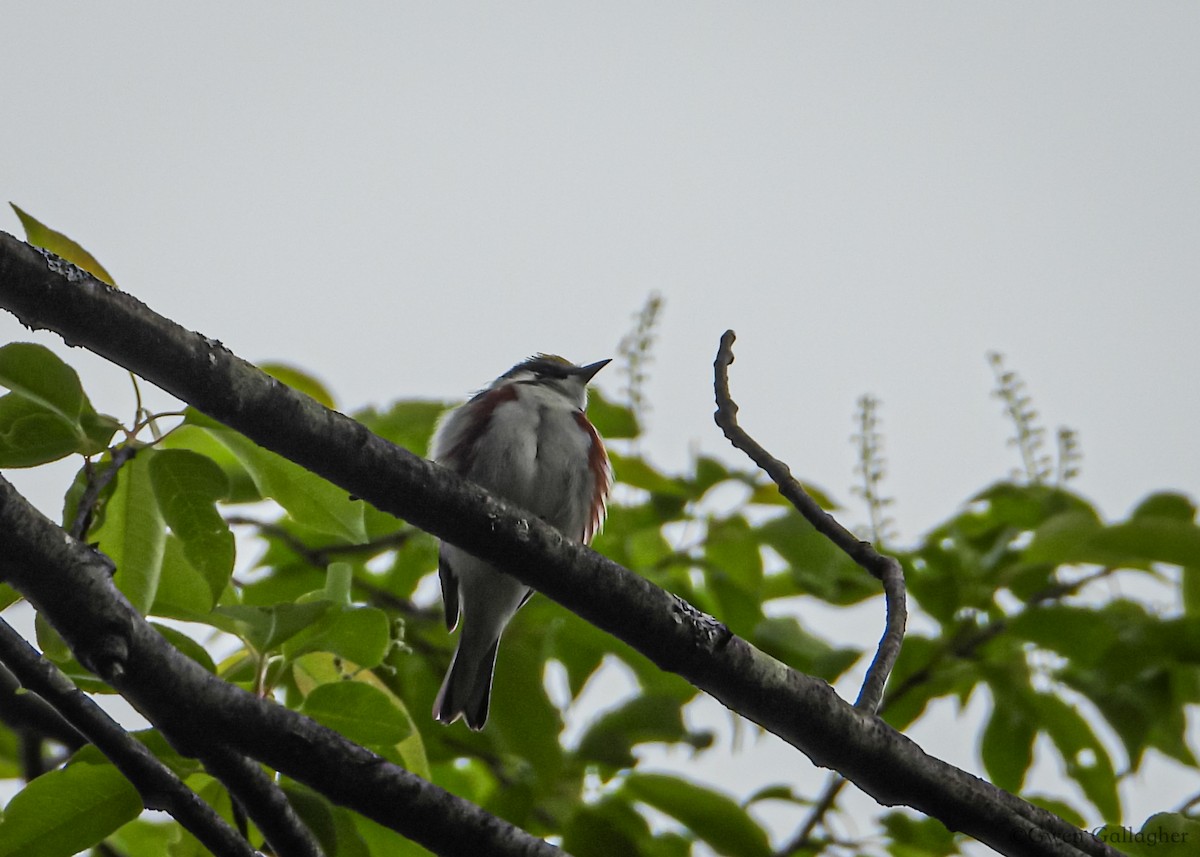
0 617 258 857
224 515 437 626
774 774 847 857
713 330 906 713
69 444 137 539
0 660 86 750
1175 791 1200 815
200 744 325 857
225 515 415 567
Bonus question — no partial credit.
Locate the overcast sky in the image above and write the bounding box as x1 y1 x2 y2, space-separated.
3 3 1198 846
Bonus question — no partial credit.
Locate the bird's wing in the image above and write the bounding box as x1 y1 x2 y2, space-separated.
437 547 460 631
574 410 613 544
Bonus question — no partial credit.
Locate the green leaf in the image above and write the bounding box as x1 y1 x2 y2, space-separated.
149 449 235 605
1008 605 1110 667
751 616 860 682
276 781 354 857
1105 813 1200 857
107 819 180 855
11 203 116 284
292 653 429 779
1024 795 1086 829
690 455 732 492
971 482 1097 530
78 409 120 454
563 797 657 857
152 535 222 618
0 757 141 857
705 515 764 589
152 623 217 673
880 635 979 731
625 526 674 569
351 811 436 857
210 601 334 653
710 574 764 637
879 812 959 857
33 611 73 664
610 452 688 496
760 515 878 605
621 773 772 857
300 680 412 746
1131 492 1197 522
1030 692 1120 820
123 730 204 781
0 343 114 463
980 695 1035 792
1025 510 1200 570
261 363 337 409
172 775 234 857
202 425 365 543
282 604 391 668
0 583 21 612
0 394 82 467
0 343 85 423
323 561 353 605
1098 518 1200 568
586 390 639 440
93 448 166 614
575 695 693 769
159 422 261 503
546 611 610 699
488 626 565 777
355 400 449 457
1186 568 1200 617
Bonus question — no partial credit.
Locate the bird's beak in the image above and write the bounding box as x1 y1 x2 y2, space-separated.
575 359 611 383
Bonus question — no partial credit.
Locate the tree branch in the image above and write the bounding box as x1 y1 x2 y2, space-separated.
0 660 86 751
198 744 325 857
713 329 905 713
0 617 259 857
0 478 563 857
0 233 1120 857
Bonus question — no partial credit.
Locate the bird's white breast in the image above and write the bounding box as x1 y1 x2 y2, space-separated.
464 384 594 539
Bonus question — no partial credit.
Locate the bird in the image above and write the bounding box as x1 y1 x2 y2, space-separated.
430 354 612 729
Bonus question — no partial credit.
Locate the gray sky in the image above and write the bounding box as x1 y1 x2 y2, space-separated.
3 2 1198 846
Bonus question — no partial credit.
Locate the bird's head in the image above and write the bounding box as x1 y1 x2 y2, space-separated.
491 354 610 408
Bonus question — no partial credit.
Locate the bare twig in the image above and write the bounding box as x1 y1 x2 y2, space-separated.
713 330 906 714
224 516 436 625
225 515 413 566
1175 791 1200 815
68 444 138 539
774 774 848 857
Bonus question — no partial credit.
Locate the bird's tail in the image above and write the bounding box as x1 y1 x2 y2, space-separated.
432 636 500 730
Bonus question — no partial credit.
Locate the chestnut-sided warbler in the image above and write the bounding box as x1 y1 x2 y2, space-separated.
431 354 612 729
